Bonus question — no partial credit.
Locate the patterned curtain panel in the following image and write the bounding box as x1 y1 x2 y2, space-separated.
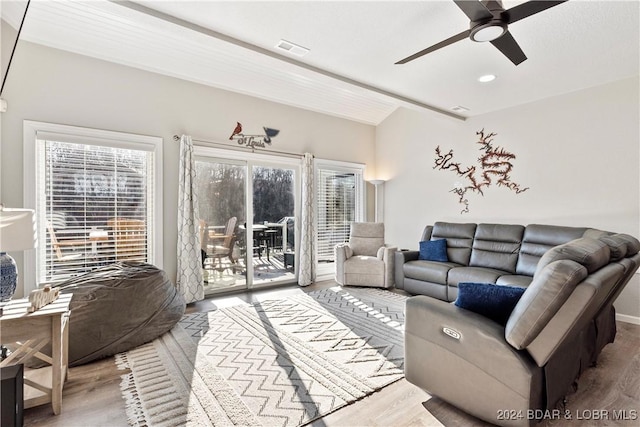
176 135 204 303
299 152 316 286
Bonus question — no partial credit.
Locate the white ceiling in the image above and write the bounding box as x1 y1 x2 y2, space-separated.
4 0 639 125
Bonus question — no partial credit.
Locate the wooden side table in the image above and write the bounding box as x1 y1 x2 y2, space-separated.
0 293 72 415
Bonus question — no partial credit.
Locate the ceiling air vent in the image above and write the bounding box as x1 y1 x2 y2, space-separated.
276 39 310 57
451 105 470 113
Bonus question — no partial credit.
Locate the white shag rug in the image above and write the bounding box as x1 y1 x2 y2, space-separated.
116 287 408 427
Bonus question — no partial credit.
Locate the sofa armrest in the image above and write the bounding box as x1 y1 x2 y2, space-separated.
394 250 419 289
334 243 353 285
405 296 543 425
382 246 397 261
382 246 397 288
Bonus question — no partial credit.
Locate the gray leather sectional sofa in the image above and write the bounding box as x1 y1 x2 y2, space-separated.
395 222 596 300
398 222 640 426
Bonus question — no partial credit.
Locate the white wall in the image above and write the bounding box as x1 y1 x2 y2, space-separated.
376 76 640 319
3 36 638 319
1 40 376 297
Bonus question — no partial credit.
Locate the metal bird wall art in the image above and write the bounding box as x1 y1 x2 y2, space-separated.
229 122 280 150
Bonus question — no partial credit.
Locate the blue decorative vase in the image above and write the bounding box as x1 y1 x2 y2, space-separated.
0 252 18 302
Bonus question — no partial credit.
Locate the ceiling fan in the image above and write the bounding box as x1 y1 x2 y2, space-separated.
396 0 568 66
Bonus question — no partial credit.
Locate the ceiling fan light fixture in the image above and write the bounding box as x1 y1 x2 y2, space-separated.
470 22 507 42
396 1 567 66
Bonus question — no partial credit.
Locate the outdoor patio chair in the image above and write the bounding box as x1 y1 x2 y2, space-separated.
46 221 88 263
202 216 237 272
107 217 146 261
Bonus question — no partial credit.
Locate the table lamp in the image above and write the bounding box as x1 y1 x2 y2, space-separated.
0 206 36 301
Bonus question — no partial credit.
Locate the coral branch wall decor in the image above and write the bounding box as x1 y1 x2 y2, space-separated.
434 129 529 214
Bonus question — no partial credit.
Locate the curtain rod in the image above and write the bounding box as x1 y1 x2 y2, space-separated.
172 135 303 159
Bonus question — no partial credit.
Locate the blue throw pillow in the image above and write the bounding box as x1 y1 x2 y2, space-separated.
419 239 448 262
454 282 526 326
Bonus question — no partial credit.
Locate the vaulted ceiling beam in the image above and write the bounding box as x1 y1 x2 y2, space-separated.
109 0 465 121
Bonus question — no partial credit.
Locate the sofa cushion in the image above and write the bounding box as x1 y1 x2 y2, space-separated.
419 239 449 262
536 237 610 274
420 225 433 241
404 278 448 300
344 255 385 287
349 222 384 256
455 282 526 325
447 266 506 287
404 260 459 284
626 235 640 254
516 224 587 276
613 233 640 256
506 260 588 349
496 275 533 288
582 228 608 239
598 234 628 261
447 266 511 302
432 222 476 265
344 255 384 274
469 223 524 273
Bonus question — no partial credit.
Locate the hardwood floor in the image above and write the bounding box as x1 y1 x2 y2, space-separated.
23 281 640 426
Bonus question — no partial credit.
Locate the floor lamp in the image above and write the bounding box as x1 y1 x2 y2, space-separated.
0 206 36 301
369 180 385 223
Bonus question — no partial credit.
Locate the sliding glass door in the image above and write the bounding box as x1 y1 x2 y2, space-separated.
195 158 247 293
251 165 296 286
195 149 298 295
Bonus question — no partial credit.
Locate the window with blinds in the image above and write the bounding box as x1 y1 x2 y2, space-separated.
32 129 159 284
315 162 364 263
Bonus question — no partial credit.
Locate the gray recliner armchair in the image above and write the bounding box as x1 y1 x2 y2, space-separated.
334 222 397 288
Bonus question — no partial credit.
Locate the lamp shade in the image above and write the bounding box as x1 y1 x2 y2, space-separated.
0 207 37 252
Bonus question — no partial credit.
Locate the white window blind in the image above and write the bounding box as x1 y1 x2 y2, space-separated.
34 132 156 284
315 163 364 263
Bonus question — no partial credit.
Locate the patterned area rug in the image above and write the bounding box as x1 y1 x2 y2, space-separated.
116 287 408 426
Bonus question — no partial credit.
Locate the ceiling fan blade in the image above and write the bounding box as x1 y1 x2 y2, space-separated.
396 29 471 64
491 31 527 65
453 0 493 22
502 0 568 24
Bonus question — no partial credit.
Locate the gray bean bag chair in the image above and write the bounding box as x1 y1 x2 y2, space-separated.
57 262 185 366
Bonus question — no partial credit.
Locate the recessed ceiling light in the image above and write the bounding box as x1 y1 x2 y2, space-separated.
451 105 470 113
478 74 496 83
275 39 310 57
